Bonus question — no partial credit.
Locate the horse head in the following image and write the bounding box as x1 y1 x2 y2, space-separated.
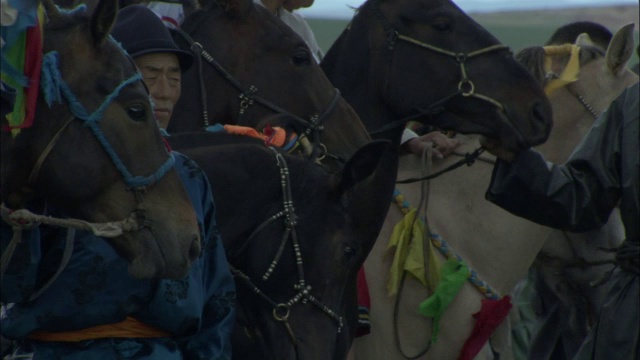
176 134 395 360
321 0 554 152
1 0 200 279
516 23 638 162
171 0 371 169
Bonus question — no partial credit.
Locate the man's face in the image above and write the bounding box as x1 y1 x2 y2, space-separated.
134 52 181 129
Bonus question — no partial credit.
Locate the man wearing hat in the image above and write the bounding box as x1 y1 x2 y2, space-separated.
111 4 193 129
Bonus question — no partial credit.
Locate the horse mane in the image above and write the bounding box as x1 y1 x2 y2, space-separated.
515 45 605 86
546 21 612 50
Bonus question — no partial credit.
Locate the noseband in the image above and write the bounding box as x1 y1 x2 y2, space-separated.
368 0 511 137
228 147 343 349
36 51 175 189
11 51 173 227
1 49 173 287
174 16 341 162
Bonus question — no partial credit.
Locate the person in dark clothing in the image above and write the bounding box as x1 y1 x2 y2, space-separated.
482 82 639 360
546 21 612 50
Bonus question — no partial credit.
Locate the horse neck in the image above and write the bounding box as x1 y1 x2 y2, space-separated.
322 23 405 149
395 134 548 294
0 101 67 208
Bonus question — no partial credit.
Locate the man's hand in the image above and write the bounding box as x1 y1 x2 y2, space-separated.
479 136 518 162
404 131 460 159
283 0 314 11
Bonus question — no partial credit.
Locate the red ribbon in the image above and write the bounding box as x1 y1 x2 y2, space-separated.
458 296 512 360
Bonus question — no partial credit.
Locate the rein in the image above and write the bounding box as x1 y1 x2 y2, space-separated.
391 147 502 359
396 147 485 184
228 147 343 349
368 0 511 138
173 23 342 162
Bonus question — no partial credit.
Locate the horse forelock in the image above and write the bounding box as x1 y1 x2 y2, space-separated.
578 45 605 66
516 45 606 88
515 47 548 86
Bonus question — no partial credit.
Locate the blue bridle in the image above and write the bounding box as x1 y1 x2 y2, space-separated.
40 51 175 189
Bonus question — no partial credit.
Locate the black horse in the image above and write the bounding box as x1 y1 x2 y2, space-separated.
169 132 395 360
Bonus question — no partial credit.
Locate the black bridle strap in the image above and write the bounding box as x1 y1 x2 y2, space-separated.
27 115 75 185
173 28 340 135
227 148 343 346
191 42 210 127
396 147 485 184
368 0 510 137
368 91 459 137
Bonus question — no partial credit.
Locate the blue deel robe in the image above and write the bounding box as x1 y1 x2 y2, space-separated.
1 152 236 360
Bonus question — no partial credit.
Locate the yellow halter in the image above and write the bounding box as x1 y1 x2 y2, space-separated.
543 44 581 95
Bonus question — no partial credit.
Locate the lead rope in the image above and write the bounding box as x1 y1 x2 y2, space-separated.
393 144 437 359
0 203 143 280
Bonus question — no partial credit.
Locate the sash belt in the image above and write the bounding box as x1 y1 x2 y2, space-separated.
27 316 171 342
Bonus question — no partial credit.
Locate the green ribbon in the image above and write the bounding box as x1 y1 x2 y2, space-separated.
418 257 470 344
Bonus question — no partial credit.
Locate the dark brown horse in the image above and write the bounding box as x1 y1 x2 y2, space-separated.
171 0 553 358
321 0 552 151
1 0 200 280
171 0 372 169
169 132 396 360
319 0 553 357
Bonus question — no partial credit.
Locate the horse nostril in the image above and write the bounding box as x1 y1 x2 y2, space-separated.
189 235 201 261
530 100 553 143
531 101 548 123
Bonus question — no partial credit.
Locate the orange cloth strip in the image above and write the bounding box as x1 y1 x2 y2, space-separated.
27 316 171 342
223 124 286 147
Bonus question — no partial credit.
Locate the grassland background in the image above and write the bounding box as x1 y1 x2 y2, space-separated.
306 5 640 65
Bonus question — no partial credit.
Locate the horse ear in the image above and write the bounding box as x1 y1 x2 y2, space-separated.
605 23 635 76
331 140 392 195
216 0 252 17
575 33 594 47
90 0 119 47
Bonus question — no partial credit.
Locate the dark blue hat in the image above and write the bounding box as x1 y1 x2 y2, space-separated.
111 5 193 72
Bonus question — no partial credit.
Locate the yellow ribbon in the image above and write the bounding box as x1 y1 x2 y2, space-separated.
386 209 441 297
543 44 581 95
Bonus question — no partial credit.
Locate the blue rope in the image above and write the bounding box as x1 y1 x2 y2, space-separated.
40 51 175 188
57 4 87 15
393 188 501 300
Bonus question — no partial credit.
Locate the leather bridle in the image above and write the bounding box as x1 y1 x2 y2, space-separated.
368 0 512 137
228 148 343 353
174 4 342 162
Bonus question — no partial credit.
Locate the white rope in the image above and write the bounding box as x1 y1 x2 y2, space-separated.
0 203 140 278
1 205 140 237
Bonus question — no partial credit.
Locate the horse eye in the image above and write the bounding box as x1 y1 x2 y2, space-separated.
431 17 452 31
127 105 147 121
345 246 357 258
293 50 311 66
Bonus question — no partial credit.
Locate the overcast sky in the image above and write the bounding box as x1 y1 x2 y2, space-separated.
298 0 638 19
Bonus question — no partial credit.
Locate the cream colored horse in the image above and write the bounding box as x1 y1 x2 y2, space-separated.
353 24 638 360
